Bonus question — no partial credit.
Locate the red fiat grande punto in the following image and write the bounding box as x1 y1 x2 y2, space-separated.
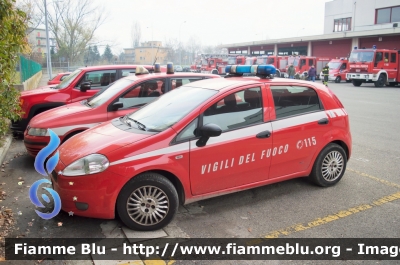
52 65 352 231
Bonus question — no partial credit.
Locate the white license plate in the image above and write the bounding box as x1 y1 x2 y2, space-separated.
356 69 360 72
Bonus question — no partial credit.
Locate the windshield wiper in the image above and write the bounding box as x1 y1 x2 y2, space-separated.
126 117 146 131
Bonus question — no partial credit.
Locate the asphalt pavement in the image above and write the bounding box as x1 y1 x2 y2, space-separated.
1 78 399 265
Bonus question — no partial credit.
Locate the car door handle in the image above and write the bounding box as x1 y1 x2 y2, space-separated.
256 130 271 138
318 118 329 125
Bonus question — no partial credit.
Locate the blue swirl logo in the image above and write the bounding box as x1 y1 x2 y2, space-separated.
29 129 62 219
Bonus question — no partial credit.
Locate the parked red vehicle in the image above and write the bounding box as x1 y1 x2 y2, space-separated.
52 64 351 231
257 55 289 77
346 46 400 87
286 56 331 79
319 58 350 83
24 68 219 156
12 65 158 135
47 72 71 85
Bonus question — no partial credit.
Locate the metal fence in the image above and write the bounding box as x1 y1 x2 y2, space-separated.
20 55 42 82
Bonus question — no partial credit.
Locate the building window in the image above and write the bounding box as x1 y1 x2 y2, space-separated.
333 17 351 32
37 32 40 37
376 6 400 24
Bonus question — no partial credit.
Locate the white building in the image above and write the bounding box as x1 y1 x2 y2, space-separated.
222 0 400 57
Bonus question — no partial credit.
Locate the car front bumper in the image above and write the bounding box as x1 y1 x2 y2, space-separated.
346 73 377 81
51 160 124 219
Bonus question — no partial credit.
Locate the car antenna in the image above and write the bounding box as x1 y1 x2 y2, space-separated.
152 45 160 71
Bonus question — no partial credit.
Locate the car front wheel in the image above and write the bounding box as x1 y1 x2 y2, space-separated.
117 172 179 231
309 143 347 187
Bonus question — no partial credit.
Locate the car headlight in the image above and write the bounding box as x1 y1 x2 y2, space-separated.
28 128 48 136
63 154 109 176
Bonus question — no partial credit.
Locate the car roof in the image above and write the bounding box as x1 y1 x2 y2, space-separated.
182 76 331 93
78 65 154 71
123 72 219 81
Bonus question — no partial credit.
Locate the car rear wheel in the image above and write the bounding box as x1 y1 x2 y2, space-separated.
309 143 347 187
334 76 341 83
352 80 362 87
117 172 178 231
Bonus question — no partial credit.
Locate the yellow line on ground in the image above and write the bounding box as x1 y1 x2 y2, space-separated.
253 191 400 240
142 256 175 265
347 168 400 189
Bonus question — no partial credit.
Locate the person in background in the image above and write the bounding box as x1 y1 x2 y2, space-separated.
287 64 295 79
308 65 317 82
322 64 330 86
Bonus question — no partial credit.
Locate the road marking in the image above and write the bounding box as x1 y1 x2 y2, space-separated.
348 168 400 189
143 257 175 265
255 191 400 239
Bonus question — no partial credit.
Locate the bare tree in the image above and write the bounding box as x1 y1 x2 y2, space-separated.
163 38 179 63
16 0 43 34
131 21 141 48
186 36 201 64
36 0 107 64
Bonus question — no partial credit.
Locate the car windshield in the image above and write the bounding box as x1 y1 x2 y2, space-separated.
328 62 342 69
257 57 267 65
54 69 82 89
202 59 208 66
349 51 374 63
126 86 217 132
87 79 135 108
227 57 237 64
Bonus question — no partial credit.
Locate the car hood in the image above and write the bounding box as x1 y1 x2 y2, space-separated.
29 102 91 127
21 86 58 97
58 121 152 166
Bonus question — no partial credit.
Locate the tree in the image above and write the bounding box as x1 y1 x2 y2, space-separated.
92 45 101 63
102 45 113 63
131 21 141 48
16 0 42 34
37 0 106 64
0 0 29 136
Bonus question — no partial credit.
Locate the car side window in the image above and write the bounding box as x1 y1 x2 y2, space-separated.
121 69 137 77
175 118 199 142
117 79 166 109
390 53 396 63
60 75 68 81
270 86 322 119
341 63 347 69
202 87 263 132
170 78 203 90
77 70 117 89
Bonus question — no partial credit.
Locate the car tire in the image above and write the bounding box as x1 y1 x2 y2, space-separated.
374 74 386 87
334 76 341 83
117 172 178 231
309 143 347 187
352 80 362 87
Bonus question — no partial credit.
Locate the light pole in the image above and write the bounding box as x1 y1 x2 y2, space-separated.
44 0 52 79
179 21 186 65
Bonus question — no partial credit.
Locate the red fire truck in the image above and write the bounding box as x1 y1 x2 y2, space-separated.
346 46 400 87
200 54 231 75
215 55 247 75
286 56 331 79
257 55 289 77
319 58 350 83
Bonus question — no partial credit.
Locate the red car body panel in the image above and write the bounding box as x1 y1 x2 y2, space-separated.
12 65 158 134
24 72 220 156
52 77 352 219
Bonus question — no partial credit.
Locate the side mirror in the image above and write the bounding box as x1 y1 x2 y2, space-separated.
111 101 123 110
196 123 222 147
80 82 91 92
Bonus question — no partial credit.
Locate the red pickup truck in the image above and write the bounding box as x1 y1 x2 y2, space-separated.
11 65 156 135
